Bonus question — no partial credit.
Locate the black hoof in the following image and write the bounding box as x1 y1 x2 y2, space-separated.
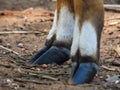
71 62 99 85
32 46 70 65
29 46 50 63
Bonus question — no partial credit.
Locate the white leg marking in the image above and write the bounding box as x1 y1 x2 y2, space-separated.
71 17 80 56
79 21 97 56
47 10 57 40
56 7 74 43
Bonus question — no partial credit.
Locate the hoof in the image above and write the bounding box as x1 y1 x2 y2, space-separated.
32 46 70 65
29 46 50 63
71 62 99 85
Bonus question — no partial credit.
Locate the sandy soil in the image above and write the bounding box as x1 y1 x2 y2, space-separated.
0 0 120 90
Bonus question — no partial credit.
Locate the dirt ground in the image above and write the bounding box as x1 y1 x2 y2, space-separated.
0 0 120 90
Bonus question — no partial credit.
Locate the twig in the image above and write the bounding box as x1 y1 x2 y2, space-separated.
22 71 58 81
0 45 24 59
21 68 52 75
104 4 120 9
14 78 46 84
18 67 58 81
0 63 18 69
0 63 12 68
105 17 120 21
41 75 58 81
101 65 116 71
109 22 120 26
104 4 120 12
21 67 69 76
0 31 40 34
0 45 19 55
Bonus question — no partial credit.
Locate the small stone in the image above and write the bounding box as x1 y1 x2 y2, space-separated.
106 75 110 78
34 45 38 48
31 67 35 70
21 48 26 52
33 48 37 52
18 43 24 48
7 43 11 48
36 68 41 71
6 79 12 83
42 64 48 68
115 80 120 84
3 51 6 54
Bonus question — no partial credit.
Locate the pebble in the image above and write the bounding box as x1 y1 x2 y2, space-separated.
31 67 41 72
36 68 41 71
21 48 26 52
17 43 24 48
6 79 12 83
7 43 11 48
42 64 48 68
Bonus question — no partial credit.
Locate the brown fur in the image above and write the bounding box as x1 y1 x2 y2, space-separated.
46 0 104 63
57 0 74 19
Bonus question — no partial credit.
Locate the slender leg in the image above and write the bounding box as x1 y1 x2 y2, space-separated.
71 0 104 84
29 10 58 64
45 10 57 46
29 1 74 65
71 20 99 84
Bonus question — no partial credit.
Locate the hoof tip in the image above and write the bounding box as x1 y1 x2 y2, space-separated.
29 46 70 65
71 63 99 85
